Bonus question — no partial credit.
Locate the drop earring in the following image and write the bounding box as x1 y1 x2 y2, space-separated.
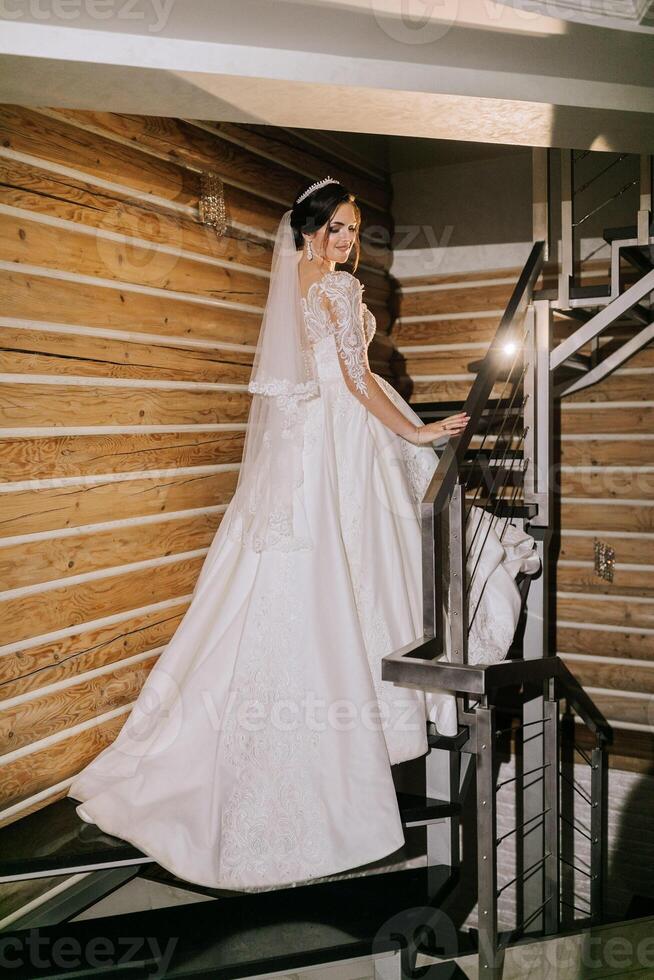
305 237 314 261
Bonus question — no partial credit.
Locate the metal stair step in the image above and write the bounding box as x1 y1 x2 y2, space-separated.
464 499 537 519
465 447 525 461
569 283 612 300
0 791 452 883
603 221 654 244
460 459 525 491
620 245 654 276
0 798 152 882
555 351 592 373
2 864 456 979
396 791 460 827
426 722 471 752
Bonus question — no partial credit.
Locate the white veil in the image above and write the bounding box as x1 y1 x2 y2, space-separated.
222 208 321 553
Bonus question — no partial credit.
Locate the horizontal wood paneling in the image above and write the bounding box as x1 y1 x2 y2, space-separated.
577 725 654 773
40 108 393 237
557 626 654 661
181 120 391 215
559 469 654 500
393 315 502 347
1 555 204 646
394 311 609 350
557 565 654 598
561 406 654 436
411 379 508 403
559 532 653 565
0 383 250 428
403 349 489 378
1 512 223 591
2 713 126 811
564 373 654 404
1 212 272 301
0 431 245 482
559 438 654 467
1 654 158 756
0 603 188 699
0 269 262 346
0 104 399 836
557 593 654 630
560 501 654 533
400 283 514 317
1 470 238 537
560 658 654 696
0 154 274 274
0 324 253 384
0 105 203 214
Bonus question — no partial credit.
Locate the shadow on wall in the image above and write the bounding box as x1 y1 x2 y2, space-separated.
609 768 654 920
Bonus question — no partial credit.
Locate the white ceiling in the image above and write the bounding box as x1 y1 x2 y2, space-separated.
1 0 653 152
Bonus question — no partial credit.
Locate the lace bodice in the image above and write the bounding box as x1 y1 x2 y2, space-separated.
301 270 376 397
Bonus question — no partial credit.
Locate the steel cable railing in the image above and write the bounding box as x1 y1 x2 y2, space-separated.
463 366 529 557
465 403 528 566
418 240 545 651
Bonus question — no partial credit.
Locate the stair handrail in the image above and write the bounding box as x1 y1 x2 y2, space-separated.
421 241 546 519
420 240 546 644
556 660 613 744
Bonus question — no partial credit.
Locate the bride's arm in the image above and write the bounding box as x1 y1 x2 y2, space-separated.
326 276 468 445
338 362 427 440
338 363 468 446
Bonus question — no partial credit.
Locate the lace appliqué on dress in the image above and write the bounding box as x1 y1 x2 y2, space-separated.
302 271 371 398
227 377 319 554
218 551 331 890
362 302 376 345
247 378 319 436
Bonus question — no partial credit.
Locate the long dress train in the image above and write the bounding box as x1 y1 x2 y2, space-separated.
67 270 537 891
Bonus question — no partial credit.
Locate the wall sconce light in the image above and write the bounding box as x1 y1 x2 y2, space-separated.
198 172 227 237
593 538 615 583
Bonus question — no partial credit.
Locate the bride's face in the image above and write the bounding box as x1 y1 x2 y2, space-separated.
314 203 358 265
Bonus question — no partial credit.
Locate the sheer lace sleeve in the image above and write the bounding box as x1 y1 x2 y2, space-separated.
362 302 376 345
324 273 371 398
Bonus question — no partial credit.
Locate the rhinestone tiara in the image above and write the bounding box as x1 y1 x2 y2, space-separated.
295 176 339 204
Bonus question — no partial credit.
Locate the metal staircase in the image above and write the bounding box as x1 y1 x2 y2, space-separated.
381 149 653 977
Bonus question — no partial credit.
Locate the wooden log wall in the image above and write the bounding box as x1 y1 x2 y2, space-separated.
394 260 654 772
0 105 397 829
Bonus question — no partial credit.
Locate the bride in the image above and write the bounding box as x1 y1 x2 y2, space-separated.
67 177 535 892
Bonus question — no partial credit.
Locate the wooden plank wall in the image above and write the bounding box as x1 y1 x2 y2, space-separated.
394 261 654 773
0 106 396 827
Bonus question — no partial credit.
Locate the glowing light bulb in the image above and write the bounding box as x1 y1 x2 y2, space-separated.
504 341 517 356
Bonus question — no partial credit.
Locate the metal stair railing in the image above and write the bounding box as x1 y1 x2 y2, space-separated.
383 241 550 978
382 235 615 978
557 151 652 309
551 266 654 397
383 647 612 978
557 666 612 932
419 239 546 652
545 149 654 397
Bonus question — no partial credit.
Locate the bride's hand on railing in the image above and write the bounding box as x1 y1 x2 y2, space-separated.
404 412 470 446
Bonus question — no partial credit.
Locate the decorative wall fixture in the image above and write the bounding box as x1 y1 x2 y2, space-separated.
594 538 616 582
198 171 227 237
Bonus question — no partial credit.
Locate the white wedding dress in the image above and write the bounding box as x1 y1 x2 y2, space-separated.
67 270 538 892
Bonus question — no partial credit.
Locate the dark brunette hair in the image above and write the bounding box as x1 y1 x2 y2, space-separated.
291 181 361 273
